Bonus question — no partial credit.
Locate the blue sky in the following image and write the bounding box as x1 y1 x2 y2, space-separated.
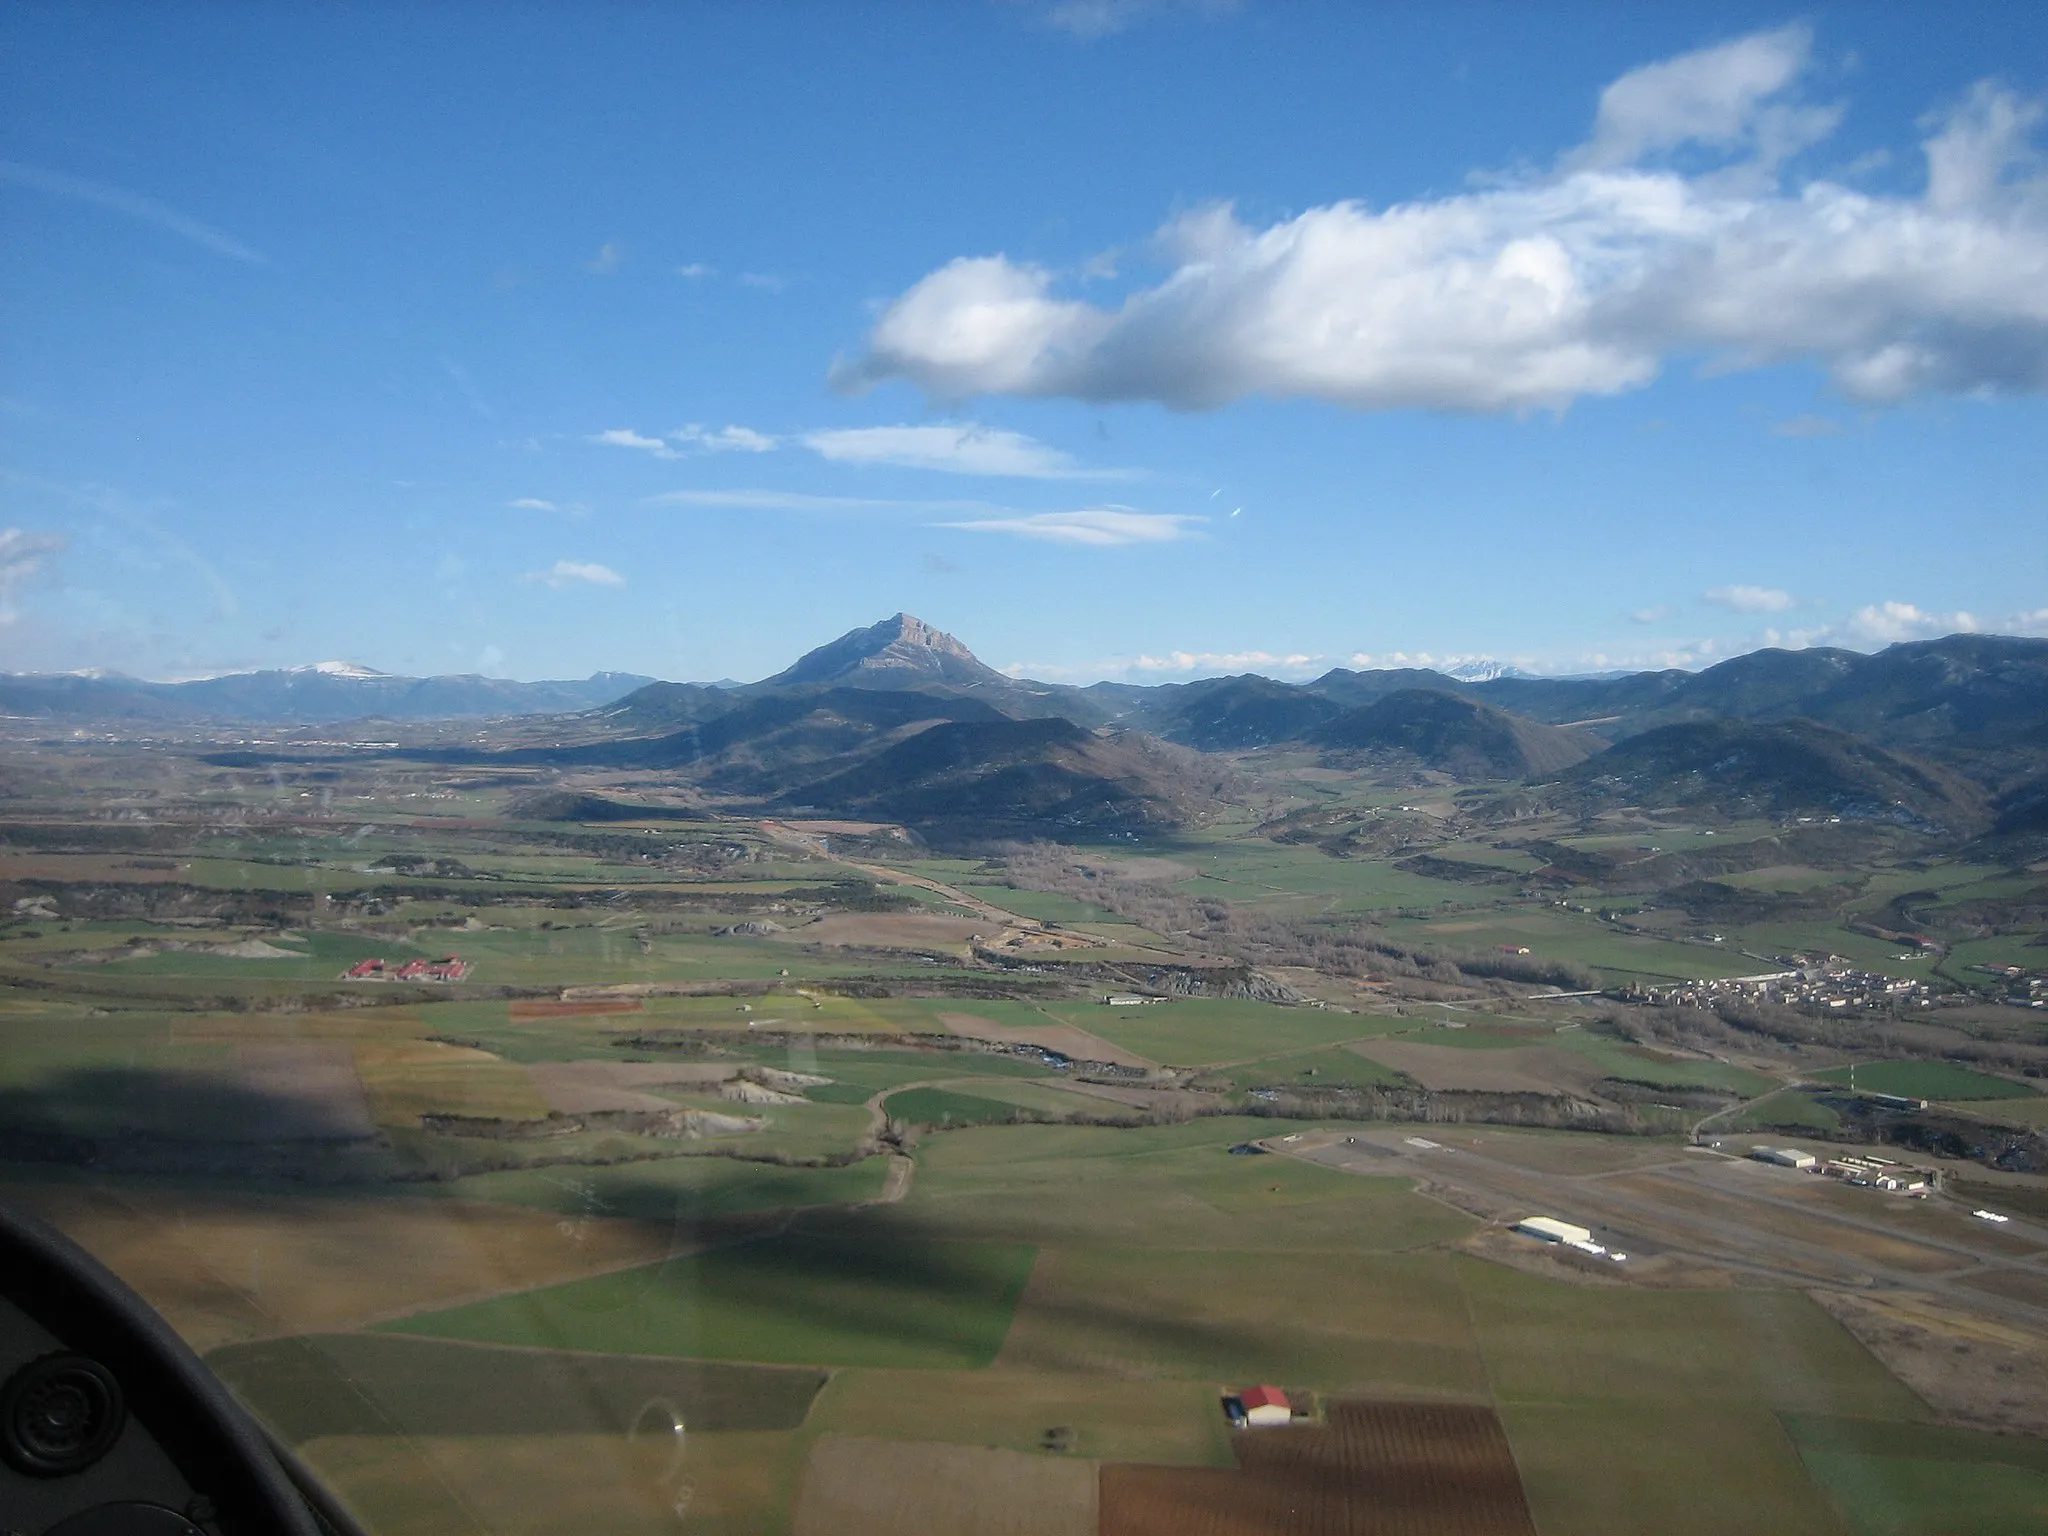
2 1 2044 685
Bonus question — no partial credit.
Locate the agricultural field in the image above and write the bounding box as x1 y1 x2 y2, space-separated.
4 737 2048 1536
1035 998 1409 1067
1810 1061 2039 1101
382 1234 1039 1369
1099 1401 1536 1536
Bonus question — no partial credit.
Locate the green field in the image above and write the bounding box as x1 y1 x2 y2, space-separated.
884 1086 1039 1128
1504 1399 1851 1536
1463 1257 1925 1415
1556 1030 1783 1096
953 882 1119 924
380 1234 1037 1369
1217 1044 1409 1092
1729 1088 1844 1132
807 1369 1232 1466
1783 1415 2048 1536
431 1154 888 1224
1386 906 1769 982
1038 997 1407 1066
1004 1246 1491 1392
836 1119 1478 1252
1143 834 1480 914
209 1332 826 1441
1811 1061 2038 1101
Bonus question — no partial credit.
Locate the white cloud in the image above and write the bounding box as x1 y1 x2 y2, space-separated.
651 488 896 511
509 497 558 511
1629 604 1672 624
1758 599 2048 649
0 160 266 262
1569 24 1833 173
672 423 778 453
935 507 1198 546
803 422 1104 478
1839 601 1978 645
586 242 623 275
1704 584 1795 613
1003 647 1319 682
591 428 676 459
648 488 997 513
0 526 66 624
674 262 716 279
839 32 2048 412
523 560 624 589
595 425 778 459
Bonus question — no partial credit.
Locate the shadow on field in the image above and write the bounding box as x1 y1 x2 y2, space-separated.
0 1061 377 1171
207 1333 824 1443
390 1191 1330 1378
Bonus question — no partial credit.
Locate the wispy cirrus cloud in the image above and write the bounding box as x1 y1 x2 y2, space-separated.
839 28 2048 413
591 428 676 459
522 559 624 589
0 160 266 262
803 423 1111 478
649 485 1198 545
509 498 560 511
936 507 1197 546
591 424 776 460
598 419 1118 479
1704 584 1796 613
646 488 997 513
673 423 777 453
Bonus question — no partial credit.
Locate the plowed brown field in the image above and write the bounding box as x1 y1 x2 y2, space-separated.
1100 1401 1535 1536
507 998 645 1018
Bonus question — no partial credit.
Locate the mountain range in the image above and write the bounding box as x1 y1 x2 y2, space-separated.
12 614 2046 842
0 665 658 724
12 616 2045 756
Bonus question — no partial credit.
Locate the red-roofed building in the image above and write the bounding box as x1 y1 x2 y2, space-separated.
1239 1385 1291 1426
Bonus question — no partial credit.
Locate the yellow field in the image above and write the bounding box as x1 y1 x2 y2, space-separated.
299 1429 804 1536
2 1178 674 1350
354 1039 550 1126
791 1434 1095 1536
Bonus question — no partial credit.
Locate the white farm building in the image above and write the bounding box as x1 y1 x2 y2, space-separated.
1513 1216 1594 1246
1752 1147 1817 1169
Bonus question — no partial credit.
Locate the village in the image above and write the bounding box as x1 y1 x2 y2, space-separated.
1614 955 1947 1014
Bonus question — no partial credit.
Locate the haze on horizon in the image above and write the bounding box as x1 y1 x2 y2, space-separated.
2 3 2044 687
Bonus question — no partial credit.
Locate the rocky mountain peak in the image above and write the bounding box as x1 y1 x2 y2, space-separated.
760 613 1004 689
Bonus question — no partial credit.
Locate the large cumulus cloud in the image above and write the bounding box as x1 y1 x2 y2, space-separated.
836 27 2048 412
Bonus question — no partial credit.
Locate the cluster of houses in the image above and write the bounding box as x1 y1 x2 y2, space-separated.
1972 965 2048 1009
1620 957 1940 1014
342 955 470 982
